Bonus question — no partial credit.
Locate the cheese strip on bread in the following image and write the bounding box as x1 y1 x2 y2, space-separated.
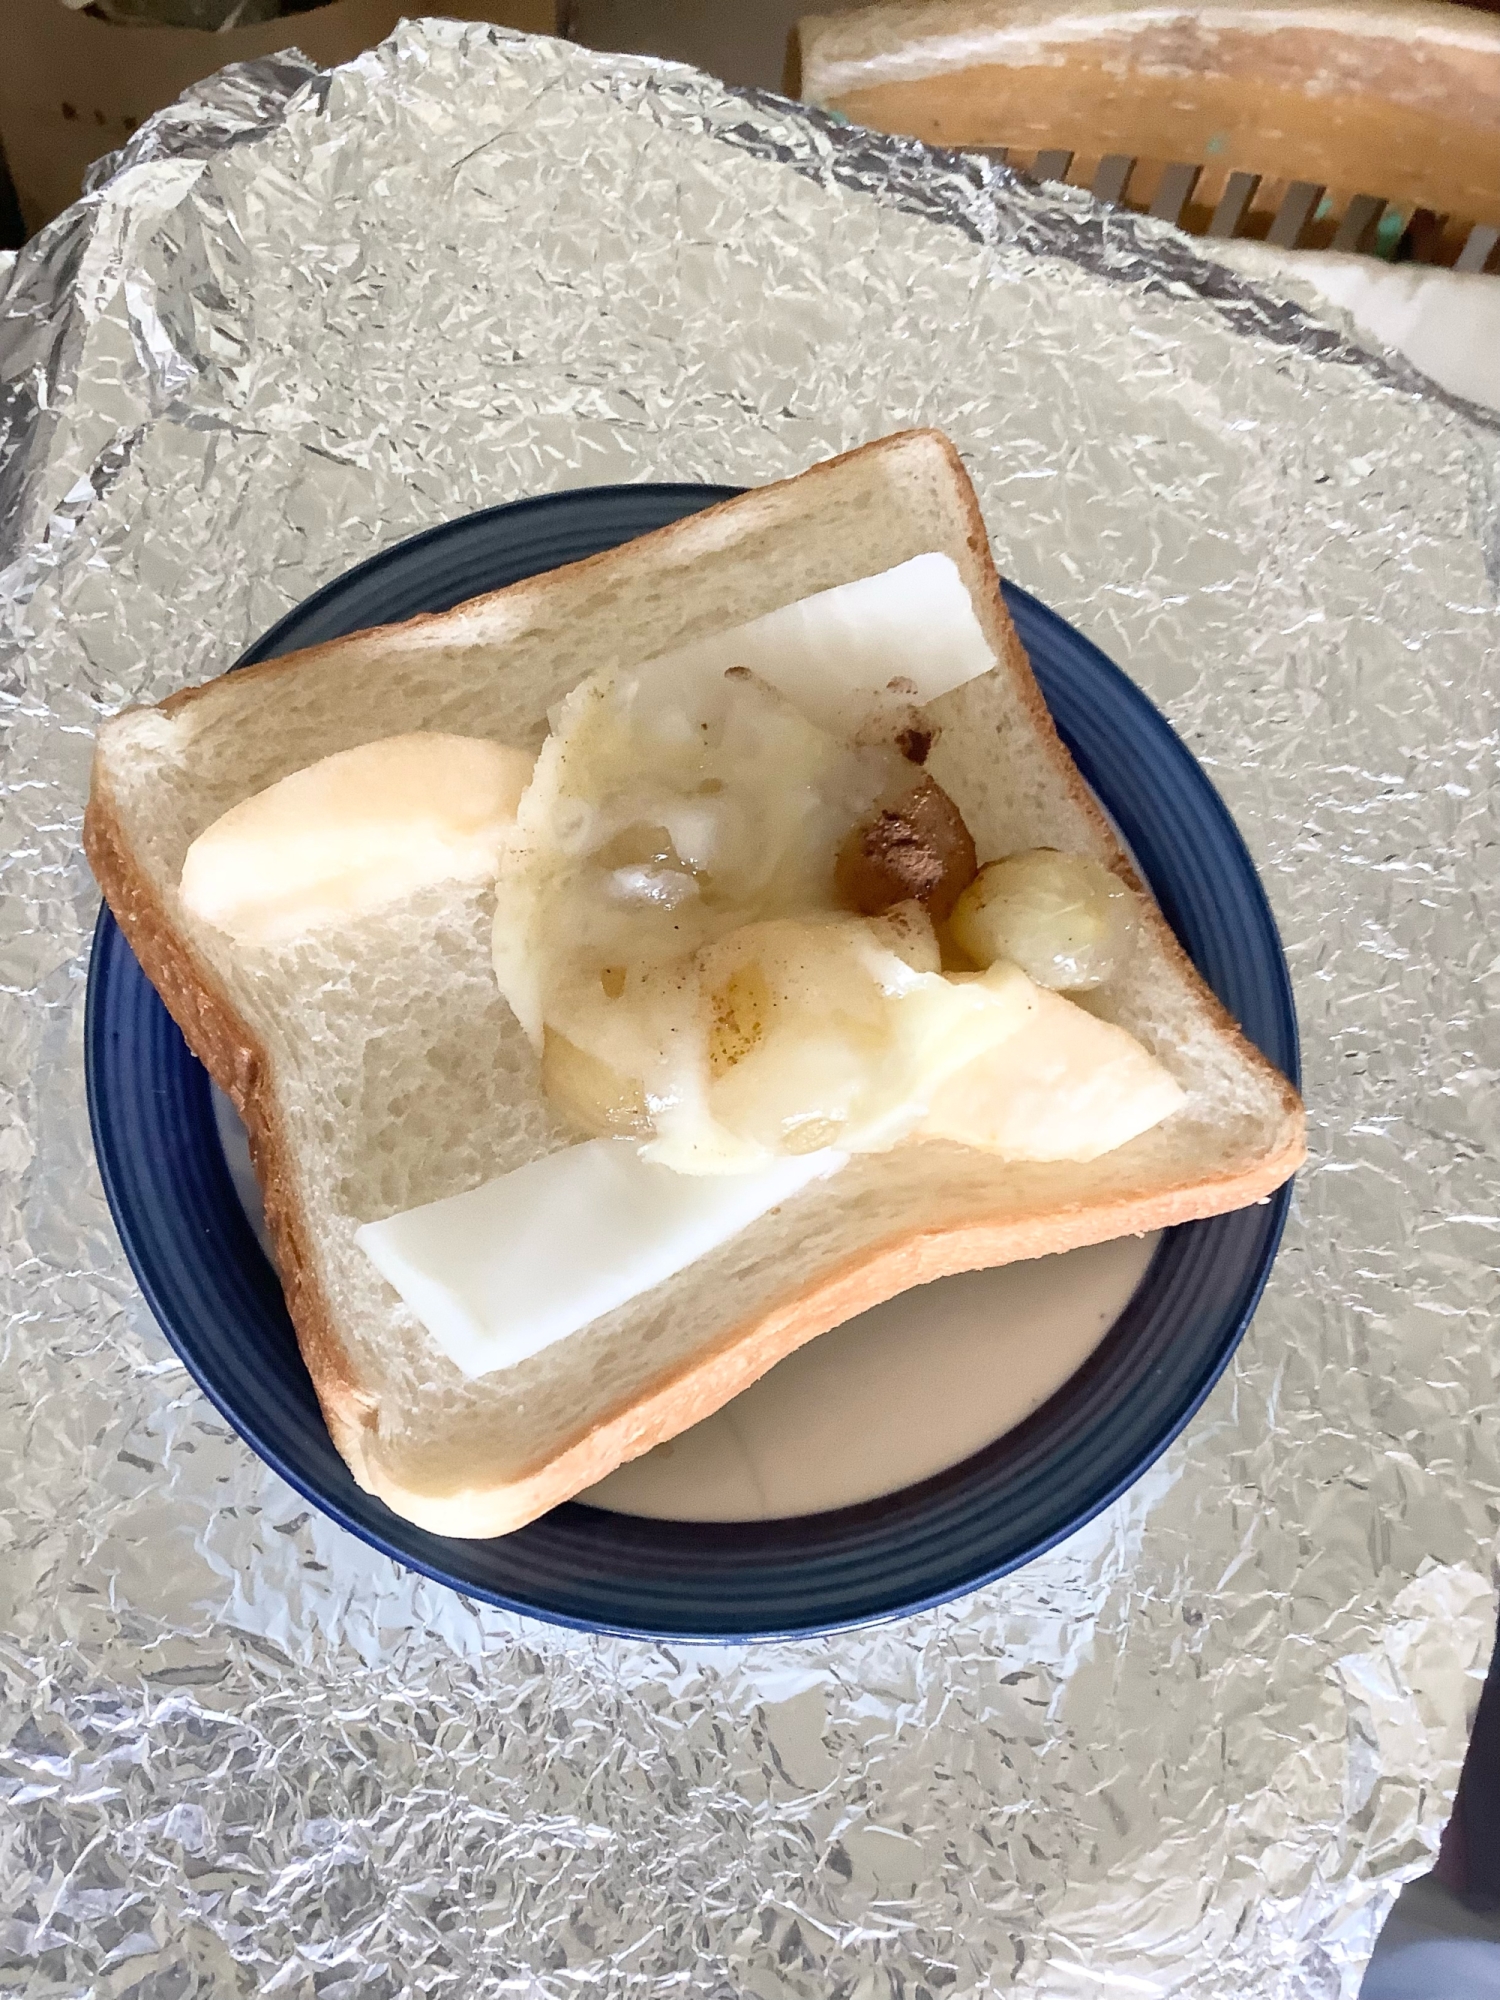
84 430 1305 1538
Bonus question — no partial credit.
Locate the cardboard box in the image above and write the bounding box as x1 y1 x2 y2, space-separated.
1 0 559 233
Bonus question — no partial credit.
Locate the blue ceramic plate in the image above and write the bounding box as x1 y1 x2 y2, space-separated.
85 485 1298 1640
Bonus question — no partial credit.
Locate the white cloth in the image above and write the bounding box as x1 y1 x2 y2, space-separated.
1212 240 1500 414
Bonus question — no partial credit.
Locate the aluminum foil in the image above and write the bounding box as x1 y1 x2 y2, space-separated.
2 22 1498 1995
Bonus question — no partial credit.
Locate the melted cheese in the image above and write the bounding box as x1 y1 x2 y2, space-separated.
491 556 1019 1172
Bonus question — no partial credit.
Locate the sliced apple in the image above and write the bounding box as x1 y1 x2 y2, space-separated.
181 733 533 947
921 986 1186 1162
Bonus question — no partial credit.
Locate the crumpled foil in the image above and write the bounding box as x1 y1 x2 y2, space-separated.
2 22 1498 1996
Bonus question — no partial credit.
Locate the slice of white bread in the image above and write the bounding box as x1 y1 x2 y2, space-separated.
84 431 1305 1538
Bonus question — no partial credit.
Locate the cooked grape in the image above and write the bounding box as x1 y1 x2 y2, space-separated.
948 850 1137 990
540 1029 651 1139
834 776 977 922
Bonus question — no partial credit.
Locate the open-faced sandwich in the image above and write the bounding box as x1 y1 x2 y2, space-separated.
85 430 1305 1537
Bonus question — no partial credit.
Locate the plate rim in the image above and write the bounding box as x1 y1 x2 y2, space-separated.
84 482 1299 1641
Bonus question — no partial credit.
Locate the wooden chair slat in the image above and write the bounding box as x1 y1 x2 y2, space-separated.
1332 193 1387 255
1150 162 1202 225
1267 180 1325 249
1207 171 1262 239
1456 223 1500 274
1090 153 1134 203
793 1 1500 264
1033 147 1075 181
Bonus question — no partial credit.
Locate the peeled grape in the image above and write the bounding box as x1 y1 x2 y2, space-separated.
948 849 1137 990
540 1029 651 1139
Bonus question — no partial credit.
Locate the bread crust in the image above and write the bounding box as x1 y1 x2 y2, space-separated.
84 758 377 1468
85 429 1305 1539
346 1132 1302 1537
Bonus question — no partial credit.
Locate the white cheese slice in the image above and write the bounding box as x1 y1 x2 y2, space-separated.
180 733 533 946
354 1139 846 1380
634 551 995 735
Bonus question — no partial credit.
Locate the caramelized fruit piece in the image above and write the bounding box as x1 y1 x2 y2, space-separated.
835 776 977 923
